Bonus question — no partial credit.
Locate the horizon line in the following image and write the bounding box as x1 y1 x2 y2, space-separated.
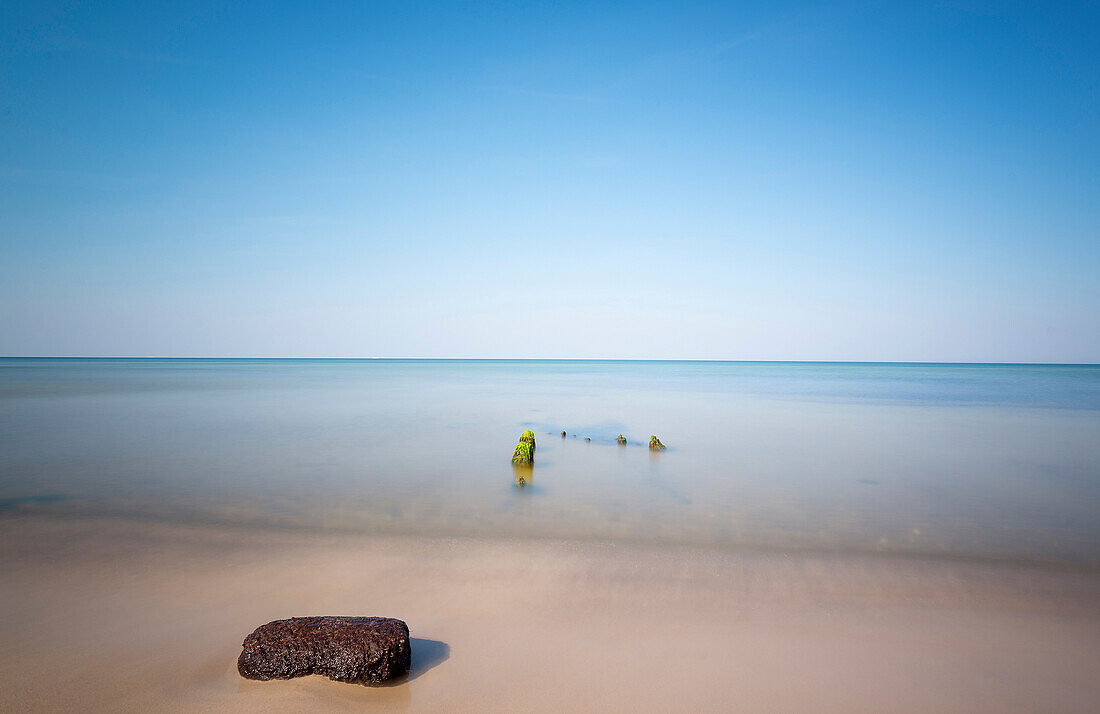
2 356 1098 367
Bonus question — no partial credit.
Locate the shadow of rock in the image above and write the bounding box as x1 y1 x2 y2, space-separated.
407 638 450 682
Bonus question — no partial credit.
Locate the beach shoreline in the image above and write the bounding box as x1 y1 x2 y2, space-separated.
2 514 1098 712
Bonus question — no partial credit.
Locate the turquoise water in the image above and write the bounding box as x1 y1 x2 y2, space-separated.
2 359 1099 565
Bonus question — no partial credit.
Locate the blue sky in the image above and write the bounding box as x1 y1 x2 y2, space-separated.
1 1 1098 360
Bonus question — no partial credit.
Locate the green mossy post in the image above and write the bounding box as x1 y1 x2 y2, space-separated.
512 440 534 465
649 435 666 451
519 430 536 452
616 434 627 445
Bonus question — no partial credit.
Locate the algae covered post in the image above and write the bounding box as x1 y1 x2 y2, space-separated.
512 430 535 485
512 430 535 466
649 435 666 451
511 441 534 465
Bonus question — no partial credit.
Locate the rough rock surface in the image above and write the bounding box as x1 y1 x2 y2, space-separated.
649 435 666 450
519 429 536 450
237 616 411 685
617 434 627 445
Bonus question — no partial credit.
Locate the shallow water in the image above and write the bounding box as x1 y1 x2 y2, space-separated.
2 359 1099 565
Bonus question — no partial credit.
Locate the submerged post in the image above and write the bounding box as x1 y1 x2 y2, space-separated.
512 432 534 486
513 463 533 487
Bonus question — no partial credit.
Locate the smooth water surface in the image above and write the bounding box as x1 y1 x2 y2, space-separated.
2 359 1099 565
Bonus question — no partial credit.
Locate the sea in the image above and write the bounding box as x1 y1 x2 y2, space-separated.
2 358 1098 566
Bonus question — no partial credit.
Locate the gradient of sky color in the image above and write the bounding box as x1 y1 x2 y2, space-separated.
1 1 1098 360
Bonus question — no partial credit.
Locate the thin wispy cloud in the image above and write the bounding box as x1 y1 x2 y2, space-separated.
343 69 409 85
95 46 204 66
480 85 606 103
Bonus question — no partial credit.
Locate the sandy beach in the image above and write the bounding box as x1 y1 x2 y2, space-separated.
2 514 1097 713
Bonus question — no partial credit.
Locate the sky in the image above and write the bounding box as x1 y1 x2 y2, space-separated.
1 1 1098 361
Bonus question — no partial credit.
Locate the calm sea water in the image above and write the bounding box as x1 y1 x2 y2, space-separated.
2 359 1099 565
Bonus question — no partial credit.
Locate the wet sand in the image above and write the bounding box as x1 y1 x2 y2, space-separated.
1 515 1098 712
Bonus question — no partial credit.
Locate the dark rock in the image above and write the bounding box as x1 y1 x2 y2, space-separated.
561 431 566 438
616 434 627 445
238 616 410 686
649 435 666 451
585 437 591 442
